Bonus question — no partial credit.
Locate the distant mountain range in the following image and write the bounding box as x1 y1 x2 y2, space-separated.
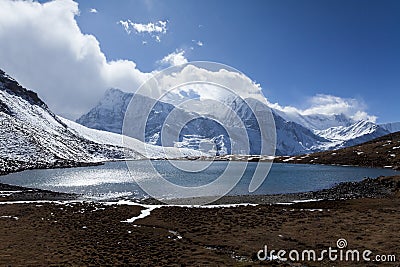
1 66 398 176
0 70 203 174
77 88 398 156
275 131 400 170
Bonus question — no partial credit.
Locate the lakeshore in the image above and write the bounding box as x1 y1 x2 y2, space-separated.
1 176 399 266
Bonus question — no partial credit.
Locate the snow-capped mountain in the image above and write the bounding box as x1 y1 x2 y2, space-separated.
74 89 322 155
315 120 382 141
380 122 400 133
272 112 330 155
76 88 132 134
312 120 390 150
77 89 265 155
0 70 203 174
77 88 396 156
315 120 389 142
78 88 233 155
271 109 354 130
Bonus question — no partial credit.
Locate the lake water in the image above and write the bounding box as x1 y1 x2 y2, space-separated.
0 161 397 200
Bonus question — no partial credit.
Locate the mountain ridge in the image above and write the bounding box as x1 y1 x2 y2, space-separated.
77 88 396 156
0 70 203 175
275 131 400 170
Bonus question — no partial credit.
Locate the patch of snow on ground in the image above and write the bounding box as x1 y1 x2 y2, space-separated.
291 199 323 203
121 205 159 223
0 215 19 220
283 157 296 162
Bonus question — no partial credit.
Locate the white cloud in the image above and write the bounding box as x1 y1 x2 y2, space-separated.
118 20 130 33
190 39 204 50
196 41 203 47
159 49 188 67
89 8 97 13
0 0 151 119
192 40 204 47
269 94 377 122
152 64 265 105
0 0 377 125
118 19 167 42
131 20 167 34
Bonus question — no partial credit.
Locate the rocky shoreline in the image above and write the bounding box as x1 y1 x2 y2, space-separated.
132 175 400 205
2 174 399 204
0 157 103 176
0 183 78 202
1 176 399 266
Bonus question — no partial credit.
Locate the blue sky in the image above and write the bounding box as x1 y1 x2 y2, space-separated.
0 0 399 122
75 0 400 123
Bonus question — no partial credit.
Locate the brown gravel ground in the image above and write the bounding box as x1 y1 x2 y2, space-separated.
1 178 400 266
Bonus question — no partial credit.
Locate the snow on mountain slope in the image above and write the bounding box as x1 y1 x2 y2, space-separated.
315 120 389 141
76 88 132 134
272 112 333 155
78 88 329 155
275 131 400 170
311 120 390 150
380 122 400 133
60 117 131 147
271 106 390 150
0 69 142 169
0 69 203 174
272 108 353 130
77 88 394 156
61 117 206 159
77 89 233 154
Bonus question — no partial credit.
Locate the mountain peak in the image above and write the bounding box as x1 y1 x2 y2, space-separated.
380 122 400 133
76 88 134 134
104 88 126 97
0 69 47 109
75 86 398 156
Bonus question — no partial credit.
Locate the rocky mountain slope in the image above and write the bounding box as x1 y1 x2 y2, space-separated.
380 122 400 133
275 131 400 170
0 70 203 175
76 88 132 134
77 88 395 155
272 108 353 131
78 89 328 155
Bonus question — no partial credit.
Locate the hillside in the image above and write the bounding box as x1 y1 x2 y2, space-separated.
0 69 204 175
275 131 400 170
77 88 395 156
